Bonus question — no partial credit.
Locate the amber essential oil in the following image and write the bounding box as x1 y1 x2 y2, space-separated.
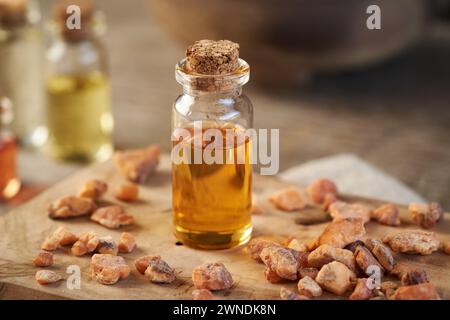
172 125 252 249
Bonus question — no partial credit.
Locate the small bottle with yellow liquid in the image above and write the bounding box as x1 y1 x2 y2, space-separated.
45 0 113 163
0 0 46 148
172 40 253 249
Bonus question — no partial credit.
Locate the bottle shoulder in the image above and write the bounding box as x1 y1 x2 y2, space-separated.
174 92 252 111
46 38 108 75
173 92 253 127
47 39 103 59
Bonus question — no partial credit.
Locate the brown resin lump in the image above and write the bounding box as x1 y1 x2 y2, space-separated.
297 276 322 297
329 201 371 224
311 217 366 249
260 246 299 281
401 269 429 286
441 241 450 255
71 231 99 256
78 179 108 200
135 255 176 284
33 251 54 267
35 270 62 285
247 238 281 262
308 244 355 271
186 40 239 75
307 178 338 205
41 226 78 251
349 278 373 300
344 240 365 253
118 232 136 253
135 255 157 274
354 246 385 276
371 203 401 226
409 202 443 229
90 205 134 229
115 183 139 202
144 257 177 284
285 237 308 253
267 187 307 211
390 262 412 279
91 254 130 285
55 227 79 246
364 238 396 272
192 261 233 291
114 145 160 183
96 236 118 255
264 267 282 283
322 193 337 212
48 196 96 219
392 283 441 300
315 261 355 296
380 281 399 299
383 230 440 255
299 267 319 280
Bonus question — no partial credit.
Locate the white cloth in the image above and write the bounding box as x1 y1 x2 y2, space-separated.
280 153 425 205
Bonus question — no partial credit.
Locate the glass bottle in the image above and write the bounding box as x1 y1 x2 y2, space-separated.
0 95 21 200
172 58 253 249
45 1 113 163
0 0 47 147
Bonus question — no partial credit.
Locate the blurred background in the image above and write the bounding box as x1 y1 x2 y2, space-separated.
1 0 449 210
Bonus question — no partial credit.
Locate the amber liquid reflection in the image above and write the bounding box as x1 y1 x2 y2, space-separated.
172 125 252 249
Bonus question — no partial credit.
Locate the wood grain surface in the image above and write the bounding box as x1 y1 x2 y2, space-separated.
0 155 449 300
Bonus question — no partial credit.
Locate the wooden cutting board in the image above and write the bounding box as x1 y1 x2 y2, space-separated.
1 155 449 300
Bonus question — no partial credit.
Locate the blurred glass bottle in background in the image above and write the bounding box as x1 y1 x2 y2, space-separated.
46 0 113 163
0 95 20 201
0 0 47 148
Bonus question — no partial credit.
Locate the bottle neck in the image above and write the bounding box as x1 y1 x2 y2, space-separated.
182 85 242 98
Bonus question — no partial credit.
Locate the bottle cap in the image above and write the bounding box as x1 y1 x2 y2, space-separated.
53 0 96 42
186 40 240 75
0 0 28 29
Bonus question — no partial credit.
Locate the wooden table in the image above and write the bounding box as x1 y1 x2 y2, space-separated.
1 155 449 300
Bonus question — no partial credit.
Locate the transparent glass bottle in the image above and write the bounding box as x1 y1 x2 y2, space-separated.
45 4 113 163
0 95 21 200
172 58 253 249
0 0 46 147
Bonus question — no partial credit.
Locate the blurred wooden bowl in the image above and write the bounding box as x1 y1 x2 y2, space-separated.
147 0 425 85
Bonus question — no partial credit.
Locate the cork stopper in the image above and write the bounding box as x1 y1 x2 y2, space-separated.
186 40 240 75
0 0 28 29
53 0 95 42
